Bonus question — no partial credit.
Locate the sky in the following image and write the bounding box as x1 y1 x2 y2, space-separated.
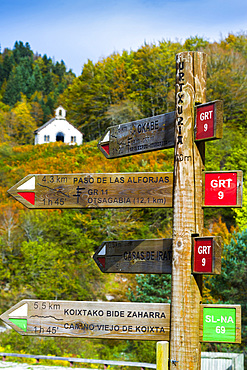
1 0 246 76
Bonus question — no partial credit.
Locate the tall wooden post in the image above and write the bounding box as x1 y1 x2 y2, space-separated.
170 52 207 369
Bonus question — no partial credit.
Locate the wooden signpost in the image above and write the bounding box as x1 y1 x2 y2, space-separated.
0 299 170 341
7 172 173 209
93 239 172 274
170 51 207 369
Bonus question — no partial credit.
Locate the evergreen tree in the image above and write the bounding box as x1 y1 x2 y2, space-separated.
128 274 171 303
13 41 33 64
2 52 15 82
3 67 23 105
0 58 4 87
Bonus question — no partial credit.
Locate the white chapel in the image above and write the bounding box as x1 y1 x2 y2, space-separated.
34 106 83 145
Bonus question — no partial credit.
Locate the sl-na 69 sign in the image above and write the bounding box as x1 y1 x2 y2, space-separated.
200 304 241 344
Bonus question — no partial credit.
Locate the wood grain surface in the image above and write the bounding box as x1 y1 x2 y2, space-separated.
93 238 172 274
0 300 170 340
170 51 207 369
8 172 173 209
98 112 175 158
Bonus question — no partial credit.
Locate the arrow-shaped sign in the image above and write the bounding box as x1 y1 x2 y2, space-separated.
98 112 175 159
7 172 173 209
93 239 172 273
1 300 240 343
0 299 170 341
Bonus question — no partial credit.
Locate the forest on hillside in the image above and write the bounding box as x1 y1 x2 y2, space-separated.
0 33 247 365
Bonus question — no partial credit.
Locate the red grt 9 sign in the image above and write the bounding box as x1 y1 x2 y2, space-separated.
195 100 223 141
193 236 222 275
196 104 214 140
193 238 213 273
203 171 243 207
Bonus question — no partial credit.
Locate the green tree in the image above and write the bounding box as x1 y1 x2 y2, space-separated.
62 59 113 140
221 32 247 58
234 183 247 231
128 274 171 303
61 40 182 139
206 42 247 129
13 41 33 64
1 42 75 126
0 56 4 87
125 274 171 363
3 67 23 105
32 64 44 91
2 50 15 81
11 95 37 144
183 36 209 51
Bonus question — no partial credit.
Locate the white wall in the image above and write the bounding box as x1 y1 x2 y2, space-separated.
35 119 83 145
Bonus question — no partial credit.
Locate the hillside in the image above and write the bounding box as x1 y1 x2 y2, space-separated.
0 138 246 361
0 33 247 364
0 141 175 308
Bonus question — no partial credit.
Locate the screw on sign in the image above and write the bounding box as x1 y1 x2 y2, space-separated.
203 171 243 207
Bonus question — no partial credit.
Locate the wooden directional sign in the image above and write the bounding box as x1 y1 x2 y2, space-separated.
203 170 243 207
93 238 172 274
195 100 223 141
98 112 175 159
0 300 170 340
192 236 222 275
7 172 173 209
1 300 239 343
200 304 241 343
